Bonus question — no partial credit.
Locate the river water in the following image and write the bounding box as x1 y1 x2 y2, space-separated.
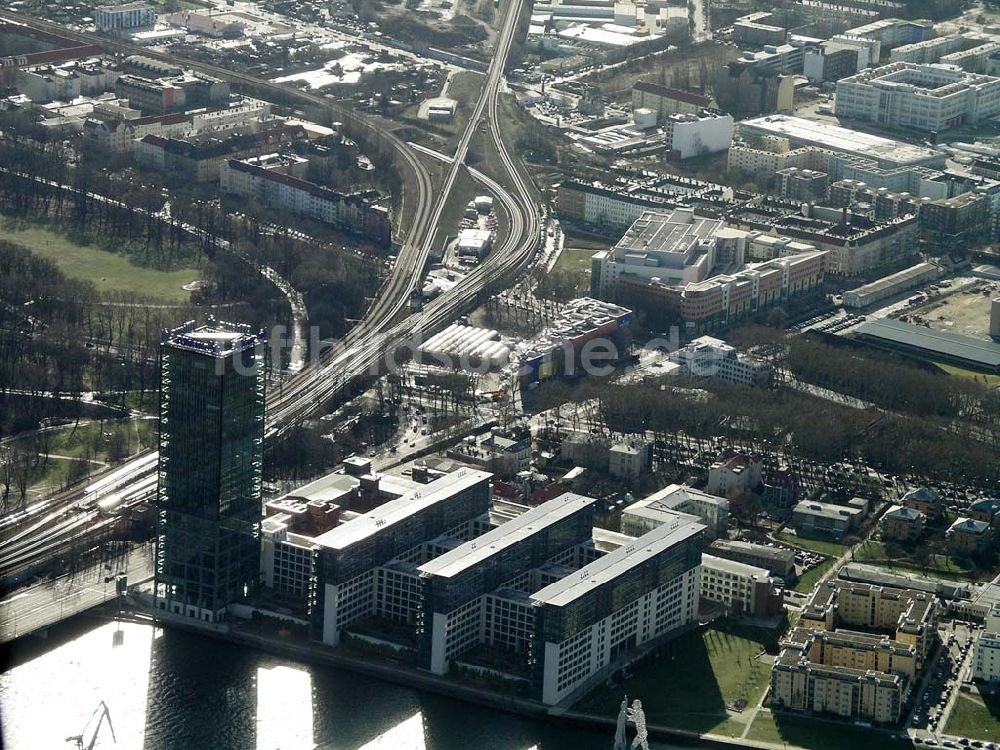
0 617 680 750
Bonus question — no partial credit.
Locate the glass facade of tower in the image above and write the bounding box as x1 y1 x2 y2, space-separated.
154 321 266 623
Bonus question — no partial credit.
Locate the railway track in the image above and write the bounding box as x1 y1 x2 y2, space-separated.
0 0 540 581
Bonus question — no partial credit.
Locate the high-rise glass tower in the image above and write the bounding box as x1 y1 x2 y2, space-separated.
154 319 266 623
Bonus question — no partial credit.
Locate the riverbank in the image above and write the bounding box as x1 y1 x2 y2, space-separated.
135 603 795 750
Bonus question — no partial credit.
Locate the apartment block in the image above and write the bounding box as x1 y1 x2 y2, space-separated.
220 157 391 245
707 452 764 497
663 110 734 160
800 581 937 667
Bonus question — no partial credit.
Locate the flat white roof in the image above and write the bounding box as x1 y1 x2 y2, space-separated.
313 469 491 551
738 115 941 166
702 553 769 579
628 483 728 514
418 492 597 579
532 516 705 607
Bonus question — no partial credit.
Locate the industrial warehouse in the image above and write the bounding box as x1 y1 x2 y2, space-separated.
852 318 1000 374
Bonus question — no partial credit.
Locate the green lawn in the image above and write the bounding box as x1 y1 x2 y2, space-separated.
553 245 599 275
853 540 887 562
777 532 848 557
945 691 1000 742
852 540 986 582
3 222 200 301
935 362 1000 386
795 558 836 593
574 623 772 736
47 420 155 463
747 711 909 750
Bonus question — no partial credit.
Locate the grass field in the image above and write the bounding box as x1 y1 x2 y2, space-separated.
777 532 847 557
934 362 1000 386
3 222 200 301
853 540 987 582
946 691 1000 742
574 624 772 736
552 246 598 275
746 711 908 750
795 558 836 593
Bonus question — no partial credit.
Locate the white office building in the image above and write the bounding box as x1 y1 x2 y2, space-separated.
836 63 1000 132
668 335 774 386
531 516 705 704
622 484 729 539
700 553 773 617
311 469 493 646
96 3 156 33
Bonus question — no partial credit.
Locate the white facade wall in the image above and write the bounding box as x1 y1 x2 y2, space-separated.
700 554 768 615
96 4 156 32
539 566 700 705
665 114 734 159
974 631 1000 683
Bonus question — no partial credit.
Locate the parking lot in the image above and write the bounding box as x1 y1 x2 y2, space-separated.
911 620 990 747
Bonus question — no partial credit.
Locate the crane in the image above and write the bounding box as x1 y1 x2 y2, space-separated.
65 701 116 750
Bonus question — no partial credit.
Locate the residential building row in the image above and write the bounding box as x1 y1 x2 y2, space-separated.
769 580 938 724
220 156 392 245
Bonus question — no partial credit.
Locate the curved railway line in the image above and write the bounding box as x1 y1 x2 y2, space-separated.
0 0 539 582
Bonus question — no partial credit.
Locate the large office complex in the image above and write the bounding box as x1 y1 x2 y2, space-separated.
735 115 944 170
590 208 744 297
310 468 493 646
531 515 704 704
153 320 267 623
589 208 827 328
416 493 598 674
253 459 718 706
835 63 1000 132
